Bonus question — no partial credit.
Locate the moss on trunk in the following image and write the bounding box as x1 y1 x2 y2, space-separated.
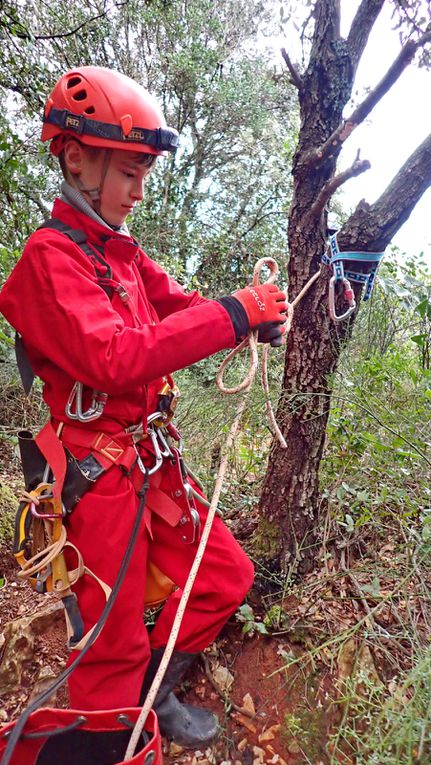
0 483 16 544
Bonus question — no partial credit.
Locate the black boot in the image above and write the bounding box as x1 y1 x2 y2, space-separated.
139 648 219 748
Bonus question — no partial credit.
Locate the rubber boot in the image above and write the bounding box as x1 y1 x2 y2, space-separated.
139 648 219 748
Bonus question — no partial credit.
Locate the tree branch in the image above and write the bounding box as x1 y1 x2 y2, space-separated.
340 132 431 252
306 153 371 222
306 29 431 168
281 48 303 91
2 3 127 41
346 0 385 73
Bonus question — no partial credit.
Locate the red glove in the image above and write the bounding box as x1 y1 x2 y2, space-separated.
233 283 288 331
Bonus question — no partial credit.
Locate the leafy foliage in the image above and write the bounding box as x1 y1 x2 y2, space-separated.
0 0 295 293
321 255 431 541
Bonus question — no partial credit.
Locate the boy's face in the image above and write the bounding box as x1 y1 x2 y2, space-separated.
99 150 153 226
66 143 154 226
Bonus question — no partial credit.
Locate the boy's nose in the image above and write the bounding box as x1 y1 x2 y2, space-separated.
131 179 145 201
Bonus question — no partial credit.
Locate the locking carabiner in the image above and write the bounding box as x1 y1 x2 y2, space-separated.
328 275 356 322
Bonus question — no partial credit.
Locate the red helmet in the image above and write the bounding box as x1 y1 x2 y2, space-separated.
41 66 179 156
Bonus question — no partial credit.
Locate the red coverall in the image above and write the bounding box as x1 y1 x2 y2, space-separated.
0 199 254 710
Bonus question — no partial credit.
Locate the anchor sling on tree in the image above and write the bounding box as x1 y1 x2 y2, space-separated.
0 66 288 758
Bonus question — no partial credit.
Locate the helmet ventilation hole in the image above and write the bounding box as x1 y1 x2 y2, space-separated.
73 89 88 102
85 106 95 114
67 76 82 89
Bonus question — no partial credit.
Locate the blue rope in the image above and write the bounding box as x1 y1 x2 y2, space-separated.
322 233 385 302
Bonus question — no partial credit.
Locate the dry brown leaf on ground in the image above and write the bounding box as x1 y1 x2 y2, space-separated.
258 724 281 743
235 713 257 733
238 691 256 716
211 664 234 692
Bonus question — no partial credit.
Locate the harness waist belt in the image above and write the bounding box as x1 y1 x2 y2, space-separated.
57 423 139 473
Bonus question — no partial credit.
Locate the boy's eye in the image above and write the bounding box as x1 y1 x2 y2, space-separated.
123 171 136 178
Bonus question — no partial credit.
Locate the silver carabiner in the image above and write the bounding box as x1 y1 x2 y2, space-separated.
328 276 356 322
156 428 175 459
146 426 164 475
65 382 108 422
147 411 166 426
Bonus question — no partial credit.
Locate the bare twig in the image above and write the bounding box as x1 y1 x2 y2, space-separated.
307 154 371 221
281 48 303 91
3 2 127 41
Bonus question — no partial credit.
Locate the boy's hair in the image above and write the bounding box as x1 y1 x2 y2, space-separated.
58 140 157 180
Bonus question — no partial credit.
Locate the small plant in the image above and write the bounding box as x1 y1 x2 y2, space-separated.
263 604 290 631
282 712 304 738
236 603 268 636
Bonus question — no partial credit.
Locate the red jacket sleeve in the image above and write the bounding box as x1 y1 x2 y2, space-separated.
0 230 236 395
136 249 210 319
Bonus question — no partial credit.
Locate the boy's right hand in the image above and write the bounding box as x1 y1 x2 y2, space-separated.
232 283 288 335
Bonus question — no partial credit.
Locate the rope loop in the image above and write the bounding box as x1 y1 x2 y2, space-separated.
216 256 291 447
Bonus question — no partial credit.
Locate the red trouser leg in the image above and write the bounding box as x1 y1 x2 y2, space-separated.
65 465 151 711
148 493 254 652
64 466 253 709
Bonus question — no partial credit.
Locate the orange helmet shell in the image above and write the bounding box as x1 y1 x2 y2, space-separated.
42 66 179 155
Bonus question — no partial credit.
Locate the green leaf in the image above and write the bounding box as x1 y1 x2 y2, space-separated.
415 298 431 319
410 334 427 347
255 621 269 635
238 604 254 620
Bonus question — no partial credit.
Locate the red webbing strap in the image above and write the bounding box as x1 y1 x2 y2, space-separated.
145 487 183 527
58 423 137 473
34 421 67 502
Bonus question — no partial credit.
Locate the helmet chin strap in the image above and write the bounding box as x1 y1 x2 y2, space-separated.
72 148 112 220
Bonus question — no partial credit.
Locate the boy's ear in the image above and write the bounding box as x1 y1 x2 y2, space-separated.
63 139 85 175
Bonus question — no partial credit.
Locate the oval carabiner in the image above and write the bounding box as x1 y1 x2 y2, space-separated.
328 276 356 322
146 427 164 475
65 382 108 422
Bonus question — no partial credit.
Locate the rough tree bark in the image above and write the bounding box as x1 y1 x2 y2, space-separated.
258 0 431 574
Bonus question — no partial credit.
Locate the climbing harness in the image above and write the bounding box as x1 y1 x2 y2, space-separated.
13 406 196 647
322 232 385 322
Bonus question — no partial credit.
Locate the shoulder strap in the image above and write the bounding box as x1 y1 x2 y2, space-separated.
15 333 35 396
16 218 114 395
39 218 113 283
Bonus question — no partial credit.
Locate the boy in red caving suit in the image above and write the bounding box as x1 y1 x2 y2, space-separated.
0 66 287 753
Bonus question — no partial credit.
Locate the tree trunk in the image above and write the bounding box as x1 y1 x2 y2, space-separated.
257 0 431 574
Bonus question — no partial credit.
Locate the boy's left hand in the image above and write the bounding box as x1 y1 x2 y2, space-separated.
256 321 285 347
